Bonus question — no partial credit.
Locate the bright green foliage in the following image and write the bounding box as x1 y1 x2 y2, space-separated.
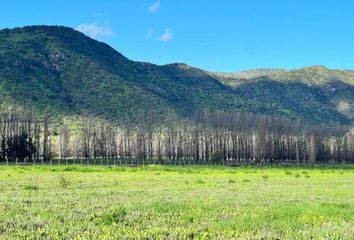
0 165 352 239
58 174 71 189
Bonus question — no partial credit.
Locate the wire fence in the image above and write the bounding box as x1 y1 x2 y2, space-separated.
0 158 350 166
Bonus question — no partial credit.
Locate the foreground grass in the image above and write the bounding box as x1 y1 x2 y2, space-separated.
0 165 353 239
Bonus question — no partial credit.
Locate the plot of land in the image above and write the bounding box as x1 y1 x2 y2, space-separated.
0 165 353 239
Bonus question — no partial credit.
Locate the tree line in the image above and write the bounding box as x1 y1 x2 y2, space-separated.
0 108 353 165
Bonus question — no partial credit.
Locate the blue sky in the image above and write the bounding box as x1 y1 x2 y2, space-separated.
1 0 354 72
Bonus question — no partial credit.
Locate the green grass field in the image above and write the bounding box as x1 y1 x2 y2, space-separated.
0 165 353 239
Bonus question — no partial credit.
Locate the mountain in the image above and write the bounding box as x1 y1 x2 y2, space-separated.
214 66 354 86
0 26 247 121
211 66 354 122
0 25 354 125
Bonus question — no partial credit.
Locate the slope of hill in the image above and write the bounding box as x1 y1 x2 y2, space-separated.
0 26 249 121
0 26 353 125
212 68 286 81
213 66 354 87
211 66 354 122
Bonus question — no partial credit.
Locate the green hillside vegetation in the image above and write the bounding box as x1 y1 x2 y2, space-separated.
213 66 354 86
0 26 255 122
1 26 354 125
213 66 354 122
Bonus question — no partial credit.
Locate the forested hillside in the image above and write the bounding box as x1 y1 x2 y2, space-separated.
1 26 354 125
212 66 354 124
0 26 248 123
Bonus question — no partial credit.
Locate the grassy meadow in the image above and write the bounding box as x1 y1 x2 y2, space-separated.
0 165 353 239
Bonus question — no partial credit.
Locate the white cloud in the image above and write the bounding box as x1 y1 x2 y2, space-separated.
75 23 112 39
158 29 173 42
148 0 160 12
147 28 154 38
